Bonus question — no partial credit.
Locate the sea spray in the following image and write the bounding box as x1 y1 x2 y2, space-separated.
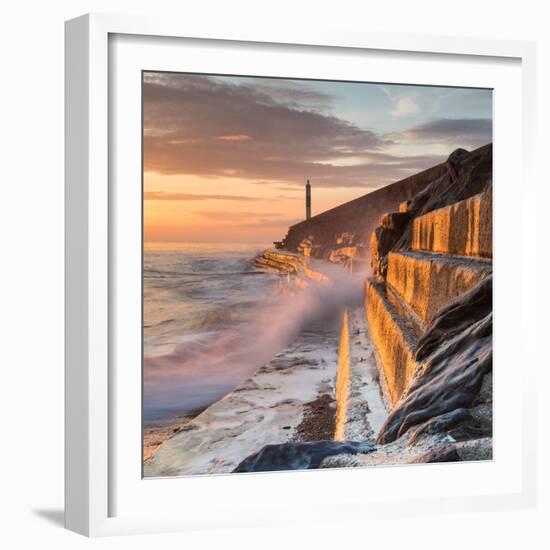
143 247 367 424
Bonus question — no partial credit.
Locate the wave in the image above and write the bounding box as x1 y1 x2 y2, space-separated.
143 261 365 421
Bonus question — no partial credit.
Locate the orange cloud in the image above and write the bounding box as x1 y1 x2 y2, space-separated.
144 191 264 202
216 134 252 141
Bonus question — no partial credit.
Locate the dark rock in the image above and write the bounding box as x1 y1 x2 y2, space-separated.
416 445 461 463
408 408 471 445
408 145 491 218
446 148 472 182
233 440 375 473
371 211 413 279
377 275 492 445
380 211 411 232
454 437 492 461
415 275 493 363
370 225 398 279
447 421 487 442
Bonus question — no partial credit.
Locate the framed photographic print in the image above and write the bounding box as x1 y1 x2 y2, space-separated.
65 13 537 536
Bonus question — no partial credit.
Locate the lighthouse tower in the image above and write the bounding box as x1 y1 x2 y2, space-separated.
306 179 311 220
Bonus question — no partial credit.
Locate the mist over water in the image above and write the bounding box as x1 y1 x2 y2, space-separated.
143 243 365 425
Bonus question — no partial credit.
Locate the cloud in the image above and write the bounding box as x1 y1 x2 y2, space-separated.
216 135 252 141
143 74 491 190
398 118 492 148
252 81 333 110
144 191 264 202
238 151 446 188
143 73 398 188
391 97 420 118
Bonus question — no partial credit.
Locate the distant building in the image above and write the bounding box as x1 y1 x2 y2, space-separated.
306 180 311 220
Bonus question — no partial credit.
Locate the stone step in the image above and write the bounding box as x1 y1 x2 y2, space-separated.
334 308 388 442
386 284 426 336
386 250 492 325
365 278 419 406
412 189 492 258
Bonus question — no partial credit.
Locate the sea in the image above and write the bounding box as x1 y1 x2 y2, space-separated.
143 242 281 426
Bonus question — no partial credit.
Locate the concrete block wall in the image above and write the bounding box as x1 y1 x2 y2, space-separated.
365 280 418 405
366 186 493 407
281 162 448 260
386 250 491 325
412 189 492 258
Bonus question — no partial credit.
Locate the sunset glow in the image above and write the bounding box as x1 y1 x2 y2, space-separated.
143 73 492 244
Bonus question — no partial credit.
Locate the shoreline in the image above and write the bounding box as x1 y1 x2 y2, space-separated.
143 249 339 466
143 250 385 472
144 324 340 476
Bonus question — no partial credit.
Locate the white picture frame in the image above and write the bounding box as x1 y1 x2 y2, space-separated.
65 13 537 537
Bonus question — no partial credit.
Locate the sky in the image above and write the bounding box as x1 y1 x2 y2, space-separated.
143 72 492 244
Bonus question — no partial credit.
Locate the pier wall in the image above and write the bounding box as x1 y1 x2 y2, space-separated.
365 146 493 411
280 162 448 263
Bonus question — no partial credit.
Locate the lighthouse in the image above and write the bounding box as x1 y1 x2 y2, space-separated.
306 179 311 220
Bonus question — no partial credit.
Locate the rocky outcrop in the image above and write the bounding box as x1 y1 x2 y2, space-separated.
371 144 492 280
415 437 492 463
233 440 375 473
377 275 492 444
362 145 493 462
370 212 412 279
